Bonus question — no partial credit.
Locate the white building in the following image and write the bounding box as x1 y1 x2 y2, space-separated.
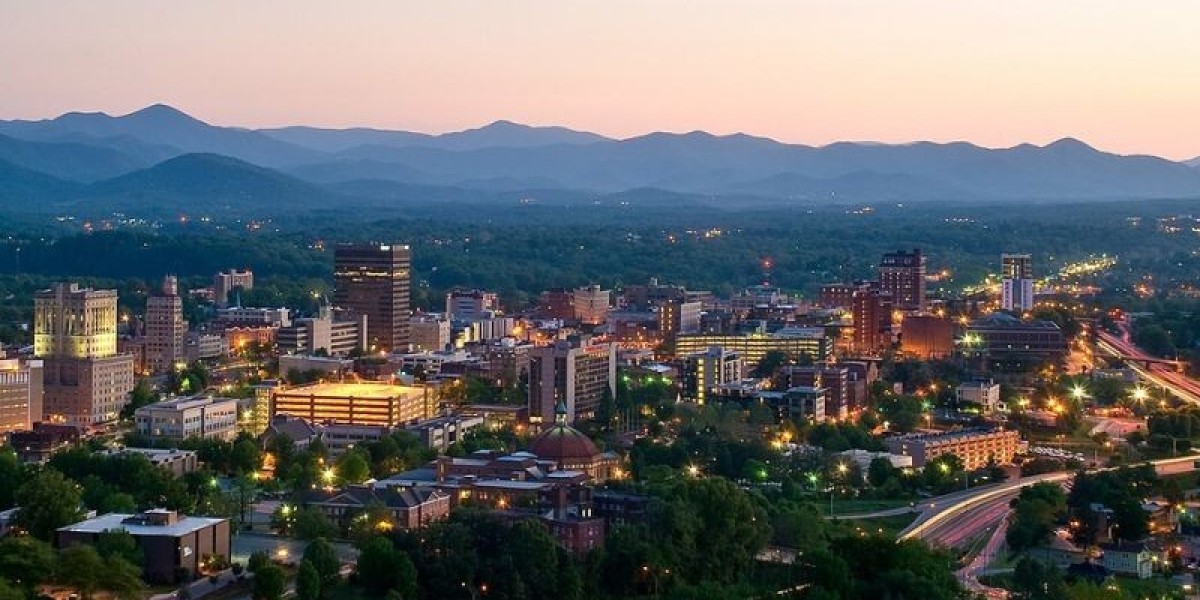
957 380 1003 413
134 396 239 441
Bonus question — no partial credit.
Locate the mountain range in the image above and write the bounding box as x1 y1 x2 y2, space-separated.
1 104 1198 215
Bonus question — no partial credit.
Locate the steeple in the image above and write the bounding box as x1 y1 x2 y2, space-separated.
554 399 568 425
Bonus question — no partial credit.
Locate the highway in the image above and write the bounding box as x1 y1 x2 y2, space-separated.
1095 329 1200 404
891 454 1200 544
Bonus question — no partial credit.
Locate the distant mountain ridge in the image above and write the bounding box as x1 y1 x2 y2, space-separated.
1 103 1199 212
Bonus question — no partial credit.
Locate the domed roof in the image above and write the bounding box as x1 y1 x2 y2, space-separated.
528 422 600 464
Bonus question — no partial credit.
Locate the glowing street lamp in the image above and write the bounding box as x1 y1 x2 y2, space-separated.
1070 384 1088 401
686 464 700 477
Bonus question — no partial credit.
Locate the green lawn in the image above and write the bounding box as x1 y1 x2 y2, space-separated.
842 513 920 537
817 498 915 517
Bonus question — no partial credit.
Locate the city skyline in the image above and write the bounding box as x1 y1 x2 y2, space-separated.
3 1 1199 159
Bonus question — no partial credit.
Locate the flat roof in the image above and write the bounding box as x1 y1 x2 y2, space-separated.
58 513 226 537
277 382 424 400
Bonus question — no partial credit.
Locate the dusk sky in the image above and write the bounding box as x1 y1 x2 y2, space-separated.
3 1 1198 159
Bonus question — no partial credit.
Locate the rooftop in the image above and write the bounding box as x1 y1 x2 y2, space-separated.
58 512 226 537
140 395 237 411
277 381 424 399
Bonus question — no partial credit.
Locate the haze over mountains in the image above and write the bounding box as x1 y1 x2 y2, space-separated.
1 104 1198 214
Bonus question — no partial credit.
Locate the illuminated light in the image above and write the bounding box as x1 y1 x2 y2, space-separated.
687 465 700 477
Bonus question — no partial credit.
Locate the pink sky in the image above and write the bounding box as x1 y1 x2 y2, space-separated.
2 1 1198 159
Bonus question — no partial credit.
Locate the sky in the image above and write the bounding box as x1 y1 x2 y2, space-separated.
2 1 1198 159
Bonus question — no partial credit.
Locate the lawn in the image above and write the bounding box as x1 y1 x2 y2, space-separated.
817 498 915 517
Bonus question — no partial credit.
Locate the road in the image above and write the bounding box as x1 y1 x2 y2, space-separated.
829 455 1200 547
1096 330 1200 404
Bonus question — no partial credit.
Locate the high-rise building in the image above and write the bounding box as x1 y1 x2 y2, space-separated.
673 327 833 366
445 290 499 322
528 337 616 426
213 270 254 308
0 359 43 436
334 244 411 352
36 283 135 426
573 285 610 326
852 288 893 355
879 249 926 312
681 346 743 405
1001 253 1035 312
657 300 702 338
145 276 185 374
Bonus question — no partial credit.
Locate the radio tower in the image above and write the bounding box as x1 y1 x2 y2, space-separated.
760 256 773 287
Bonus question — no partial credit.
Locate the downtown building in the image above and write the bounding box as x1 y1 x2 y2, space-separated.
851 287 893 355
0 358 43 437
277 306 368 357
1001 253 1035 312
212 269 254 308
144 276 186 375
334 244 412 352
35 283 135 426
680 346 743 405
134 396 239 442
528 336 617 426
879 248 926 312
673 326 833 366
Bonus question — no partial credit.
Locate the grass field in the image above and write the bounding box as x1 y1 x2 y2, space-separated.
816 498 915 517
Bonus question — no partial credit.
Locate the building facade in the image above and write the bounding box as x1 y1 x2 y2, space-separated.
334 244 412 352
213 269 254 308
528 337 617 425
852 288 893 355
272 382 432 427
884 428 1021 470
145 276 186 375
879 249 926 312
58 510 230 584
277 307 367 357
445 290 499 321
36 283 135 426
135 396 239 441
673 328 832 367
573 285 610 326
410 314 451 352
681 346 743 405
0 359 43 437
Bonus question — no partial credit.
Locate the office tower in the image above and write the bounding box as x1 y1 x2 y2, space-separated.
528 337 616 425
0 359 43 435
879 248 926 312
852 288 893 355
213 269 254 308
445 290 499 321
334 244 411 352
1001 253 1035 312
36 283 135 426
145 276 185 374
277 306 368 356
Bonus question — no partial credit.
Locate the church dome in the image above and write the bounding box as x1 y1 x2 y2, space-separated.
528 422 601 464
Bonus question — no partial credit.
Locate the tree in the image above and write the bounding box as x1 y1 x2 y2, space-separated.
356 536 401 596
56 544 106 599
867 457 898 487
302 538 341 588
247 551 270 573
97 530 143 566
296 560 321 600
0 579 24 600
15 469 83 540
100 555 144 600
0 447 24 509
0 535 56 592
336 450 371 485
293 506 338 541
231 436 262 475
253 563 287 600
120 379 159 420
1007 483 1067 553
1011 557 1067 600
751 350 788 378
